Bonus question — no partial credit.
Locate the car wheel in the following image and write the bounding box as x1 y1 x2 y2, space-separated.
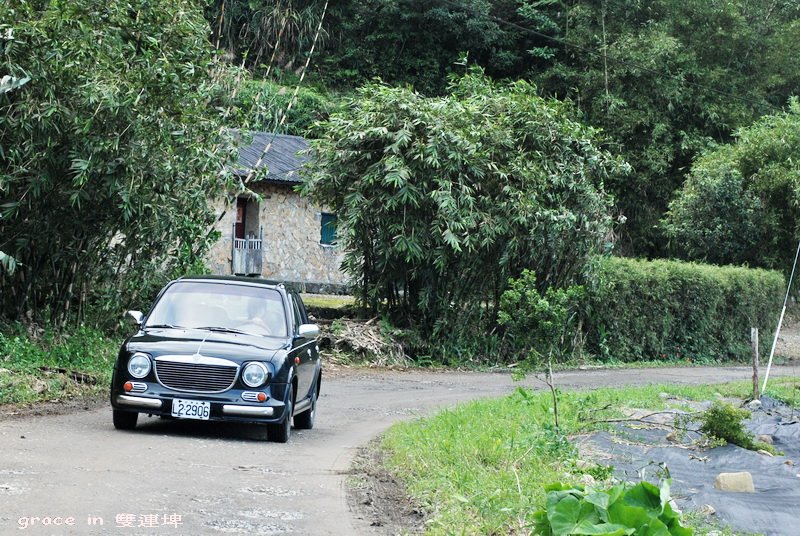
267 385 293 443
293 388 316 430
113 409 138 430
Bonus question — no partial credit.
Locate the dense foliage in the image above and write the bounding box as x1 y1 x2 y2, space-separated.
498 270 584 363
0 0 234 326
664 100 800 271
218 77 340 137
299 0 800 255
316 0 536 95
0 324 116 404
524 0 800 256
583 257 784 362
207 0 327 72
302 71 626 346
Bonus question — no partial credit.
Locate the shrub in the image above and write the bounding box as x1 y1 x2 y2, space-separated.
223 78 341 138
1 0 236 327
663 99 800 270
699 401 754 449
0 324 116 374
498 270 585 365
301 70 625 358
583 257 784 362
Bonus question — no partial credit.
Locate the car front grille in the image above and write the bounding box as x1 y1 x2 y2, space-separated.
155 357 239 393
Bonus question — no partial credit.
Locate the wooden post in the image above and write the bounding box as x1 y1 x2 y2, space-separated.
751 327 760 400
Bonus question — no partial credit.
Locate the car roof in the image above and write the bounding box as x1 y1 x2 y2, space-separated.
177 275 284 288
175 275 304 294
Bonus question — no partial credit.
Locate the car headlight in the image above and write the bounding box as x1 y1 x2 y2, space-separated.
127 353 152 379
242 362 269 388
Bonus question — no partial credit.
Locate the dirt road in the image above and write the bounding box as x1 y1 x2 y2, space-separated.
1 365 797 535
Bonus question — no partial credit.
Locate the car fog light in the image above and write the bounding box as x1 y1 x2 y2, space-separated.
127 353 152 379
242 362 268 388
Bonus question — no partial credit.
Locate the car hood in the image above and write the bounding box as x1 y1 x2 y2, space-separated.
125 328 288 363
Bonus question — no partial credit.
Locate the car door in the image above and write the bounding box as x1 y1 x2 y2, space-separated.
289 292 317 400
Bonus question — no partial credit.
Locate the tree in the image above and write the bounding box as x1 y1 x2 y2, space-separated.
316 0 537 94
0 0 235 326
218 77 340 137
206 0 327 71
663 99 800 271
519 0 800 256
301 70 627 347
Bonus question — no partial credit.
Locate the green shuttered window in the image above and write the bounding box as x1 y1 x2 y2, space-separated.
320 213 337 245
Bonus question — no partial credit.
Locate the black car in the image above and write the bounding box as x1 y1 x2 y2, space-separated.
110 276 321 442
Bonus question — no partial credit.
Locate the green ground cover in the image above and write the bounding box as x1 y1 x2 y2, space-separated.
381 378 800 535
0 325 117 405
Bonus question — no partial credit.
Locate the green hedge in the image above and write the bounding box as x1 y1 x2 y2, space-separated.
584 257 784 362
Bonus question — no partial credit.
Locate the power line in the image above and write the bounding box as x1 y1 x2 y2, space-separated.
437 0 785 114
241 0 330 185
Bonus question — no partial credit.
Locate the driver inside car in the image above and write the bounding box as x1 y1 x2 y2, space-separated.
242 298 274 335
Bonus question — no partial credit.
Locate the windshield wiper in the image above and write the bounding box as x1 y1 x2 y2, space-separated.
197 326 248 335
145 324 184 329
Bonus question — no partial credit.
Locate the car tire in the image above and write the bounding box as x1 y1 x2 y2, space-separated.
113 409 138 430
267 385 293 443
293 387 316 430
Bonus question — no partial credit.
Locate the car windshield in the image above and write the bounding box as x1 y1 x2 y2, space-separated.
145 281 287 338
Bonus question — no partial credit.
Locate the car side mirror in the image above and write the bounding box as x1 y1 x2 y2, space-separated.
126 310 144 327
297 323 319 338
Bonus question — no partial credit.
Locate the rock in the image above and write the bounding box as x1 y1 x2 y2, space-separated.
32 379 48 394
757 434 774 445
714 472 755 493
578 474 596 487
747 400 763 411
574 459 594 470
699 504 716 516
666 431 680 443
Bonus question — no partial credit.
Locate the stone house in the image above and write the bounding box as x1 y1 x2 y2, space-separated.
205 132 348 293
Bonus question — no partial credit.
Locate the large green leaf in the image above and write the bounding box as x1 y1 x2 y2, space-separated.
608 502 671 536
622 482 664 517
573 520 634 536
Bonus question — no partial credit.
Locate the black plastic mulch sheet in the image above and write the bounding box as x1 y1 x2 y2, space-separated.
577 397 800 536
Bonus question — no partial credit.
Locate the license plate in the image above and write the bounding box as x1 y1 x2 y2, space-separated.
171 399 210 420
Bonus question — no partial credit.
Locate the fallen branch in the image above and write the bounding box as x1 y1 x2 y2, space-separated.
38 366 98 385
584 410 702 433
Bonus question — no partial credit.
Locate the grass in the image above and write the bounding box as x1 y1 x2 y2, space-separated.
379 379 800 535
300 293 356 309
0 325 118 405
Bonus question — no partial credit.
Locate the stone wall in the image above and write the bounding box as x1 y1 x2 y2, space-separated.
206 183 349 291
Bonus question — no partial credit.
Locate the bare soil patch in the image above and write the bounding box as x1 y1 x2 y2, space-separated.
0 392 105 421
347 439 426 535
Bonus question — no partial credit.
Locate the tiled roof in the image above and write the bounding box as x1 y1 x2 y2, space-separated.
234 131 310 184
